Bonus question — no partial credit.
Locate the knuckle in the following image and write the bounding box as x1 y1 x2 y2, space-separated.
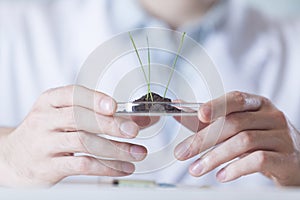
238 131 253 148
41 87 59 100
261 96 271 106
276 111 285 119
34 89 55 107
226 114 242 133
274 111 288 126
64 85 76 99
254 151 268 170
230 91 246 107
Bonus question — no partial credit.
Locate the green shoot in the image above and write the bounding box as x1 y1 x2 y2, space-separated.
163 32 186 98
146 36 154 101
129 32 153 101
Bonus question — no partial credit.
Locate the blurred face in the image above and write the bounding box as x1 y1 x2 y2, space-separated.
138 0 219 29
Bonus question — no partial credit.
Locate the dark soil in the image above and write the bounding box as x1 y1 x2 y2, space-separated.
133 92 181 112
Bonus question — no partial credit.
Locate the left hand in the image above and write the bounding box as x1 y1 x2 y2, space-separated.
174 91 300 186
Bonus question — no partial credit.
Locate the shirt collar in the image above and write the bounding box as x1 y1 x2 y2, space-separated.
107 0 229 43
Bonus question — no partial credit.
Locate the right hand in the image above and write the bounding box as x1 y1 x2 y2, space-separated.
0 85 147 187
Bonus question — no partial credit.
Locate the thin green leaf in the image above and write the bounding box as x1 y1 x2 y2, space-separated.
146 36 153 101
129 32 150 97
163 32 186 98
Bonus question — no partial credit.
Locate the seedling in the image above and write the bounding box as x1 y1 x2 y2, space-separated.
129 32 186 112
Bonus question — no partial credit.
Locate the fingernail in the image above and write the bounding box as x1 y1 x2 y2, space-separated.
99 96 115 114
175 143 190 160
121 163 135 174
217 169 226 182
130 145 147 161
190 161 204 175
120 121 139 138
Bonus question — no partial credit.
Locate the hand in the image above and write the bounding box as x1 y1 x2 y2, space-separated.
0 85 147 187
174 91 300 186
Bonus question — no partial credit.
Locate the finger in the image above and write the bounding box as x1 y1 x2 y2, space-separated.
52 106 139 138
174 116 207 132
189 130 284 177
39 85 116 115
215 151 284 183
128 116 160 129
52 132 147 162
199 91 271 123
172 100 207 132
175 111 278 160
54 156 135 178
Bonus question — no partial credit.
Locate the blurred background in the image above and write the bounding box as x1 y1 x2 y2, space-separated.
1 0 300 18
244 0 300 18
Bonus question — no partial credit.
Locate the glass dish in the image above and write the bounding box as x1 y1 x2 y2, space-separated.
115 102 202 116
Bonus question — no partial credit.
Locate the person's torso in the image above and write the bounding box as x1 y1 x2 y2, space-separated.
1 0 300 186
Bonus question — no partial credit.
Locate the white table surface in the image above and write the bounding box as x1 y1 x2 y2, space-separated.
1 183 300 200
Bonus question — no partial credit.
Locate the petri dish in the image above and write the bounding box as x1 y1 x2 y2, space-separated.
115 102 202 116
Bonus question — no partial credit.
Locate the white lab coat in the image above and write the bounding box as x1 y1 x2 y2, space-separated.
0 0 300 187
